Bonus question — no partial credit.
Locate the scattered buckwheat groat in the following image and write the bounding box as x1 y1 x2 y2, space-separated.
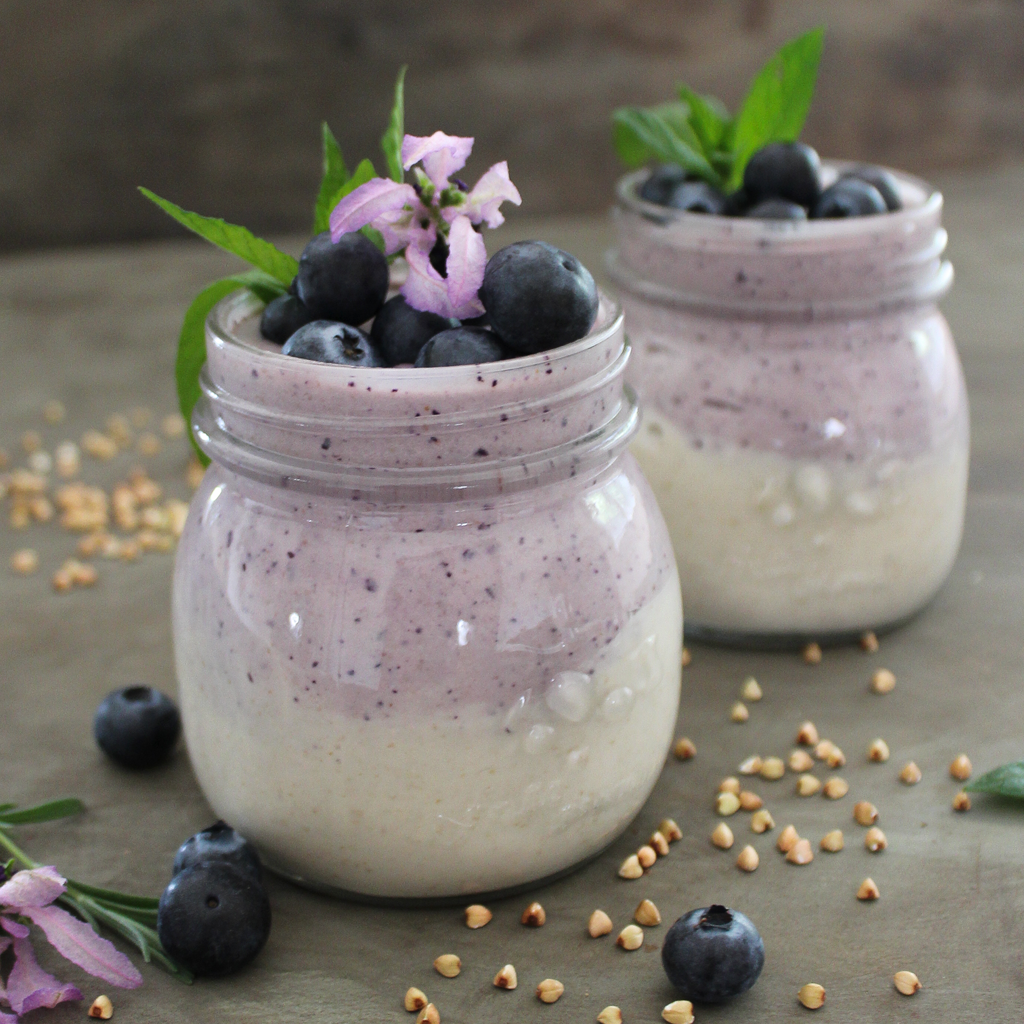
662 1001 694 1024
777 825 800 853
796 774 821 797
822 777 849 800
894 970 921 995
953 790 971 811
871 668 896 693
731 701 750 723
712 823 734 849
867 738 890 762
739 791 763 811
637 845 657 868
433 954 461 978
597 1007 622 1024
820 830 844 852
649 830 670 855
760 756 785 780
617 924 644 950
521 902 546 926
536 979 564 1003
796 721 819 746
857 878 880 901
416 1004 440 1024
589 909 613 937
493 964 517 989
718 776 741 795
88 995 113 1019
659 818 683 842
854 801 879 826
751 809 775 834
860 630 879 653
618 854 643 879
464 904 491 929
635 899 661 926
789 749 814 773
716 792 741 816
865 827 888 852
740 676 762 701
803 642 822 664
10 548 39 575
404 988 428 1012
736 845 759 872
681 647 691 667
739 755 763 775
798 983 826 1009
900 761 922 785
949 754 972 780
673 737 696 760
786 838 814 865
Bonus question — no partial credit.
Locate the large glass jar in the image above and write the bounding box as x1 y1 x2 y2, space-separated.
609 166 968 645
172 288 681 902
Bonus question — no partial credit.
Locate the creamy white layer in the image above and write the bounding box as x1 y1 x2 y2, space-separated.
177 578 682 899
632 410 967 635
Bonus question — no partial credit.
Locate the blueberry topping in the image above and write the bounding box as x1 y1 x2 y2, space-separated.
839 164 902 211
173 821 262 882
743 141 822 208
812 177 888 219
480 241 599 355
282 321 384 366
93 686 181 769
259 294 314 345
666 181 727 215
746 198 808 221
157 862 271 977
293 231 388 326
413 327 507 367
723 187 753 217
370 295 456 365
429 237 450 277
639 164 688 205
662 904 765 1003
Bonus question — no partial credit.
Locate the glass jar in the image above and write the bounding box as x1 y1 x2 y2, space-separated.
609 166 968 645
172 288 681 902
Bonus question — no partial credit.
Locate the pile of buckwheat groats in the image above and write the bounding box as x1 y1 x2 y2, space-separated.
3 400 204 590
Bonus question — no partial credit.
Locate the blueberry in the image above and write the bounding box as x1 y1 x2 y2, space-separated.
662 904 765 1003
812 177 888 219
480 241 599 355
723 188 753 217
666 181 727 215
259 294 313 345
743 141 822 208
282 321 384 366
93 686 181 769
173 821 262 882
413 327 507 367
157 862 271 977
839 164 902 211
370 295 456 365
746 198 808 221
429 237 450 277
293 231 388 326
639 164 688 206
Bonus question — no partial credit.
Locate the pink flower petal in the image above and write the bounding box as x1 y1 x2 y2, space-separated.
375 199 437 255
1 916 30 940
0 1012 18 1024
401 132 474 191
5 936 82 1015
401 245 453 318
444 216 487 319
329 178 418 245
23 906 142 989
457 161 523 229
0 866 66 910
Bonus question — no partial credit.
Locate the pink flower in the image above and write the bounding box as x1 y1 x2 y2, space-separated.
0 867 141 1021
329 132 521 318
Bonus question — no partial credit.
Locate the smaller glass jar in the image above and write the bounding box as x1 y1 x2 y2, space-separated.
609 165 968 645
172 288 681 902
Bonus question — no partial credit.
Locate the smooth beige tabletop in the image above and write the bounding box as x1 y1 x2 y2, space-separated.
2 166 1024 1023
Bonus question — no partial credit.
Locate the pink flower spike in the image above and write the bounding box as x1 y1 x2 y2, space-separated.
401 132 474 191
5 936 82 1015
329 178 418 245
458 161 522 229
402 245 453 318
23 905 143 989
444 215 487 318
375 200 437 255
0 866 66 909
1 916 30 940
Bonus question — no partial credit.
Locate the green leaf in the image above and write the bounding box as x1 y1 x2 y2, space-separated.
313 123 349 234
678 86 731 157
613 102 690 167
0 798 85 826
176 271 286 466
611 106 719 186
728 26 825 189
965 761 1024 798
68 881 161 911
381 65 407 183
331 157 377 205
138 187 298 285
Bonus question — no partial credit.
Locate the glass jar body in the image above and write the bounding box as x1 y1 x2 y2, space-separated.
171 291 681 901
610 168 968 644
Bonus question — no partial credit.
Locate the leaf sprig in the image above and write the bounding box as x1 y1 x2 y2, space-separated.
140 66 408 465
613 27 824 193
0 798 193 983
965 761 1024 799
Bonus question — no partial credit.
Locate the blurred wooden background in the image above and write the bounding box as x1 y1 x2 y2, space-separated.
2 0 1021 251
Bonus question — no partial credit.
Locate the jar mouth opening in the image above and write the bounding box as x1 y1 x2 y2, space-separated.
616 162 942 244
208 286 624 384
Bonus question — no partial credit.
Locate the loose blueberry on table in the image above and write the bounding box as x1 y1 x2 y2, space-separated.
173 820 263 881
93 685 181 769
662 904 765 1003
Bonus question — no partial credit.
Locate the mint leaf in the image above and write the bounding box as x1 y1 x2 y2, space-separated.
381 65 407 183
965 761 1024 798
313 123 349 234
728 26 824 189
678 86 731 156
0 798 84 826
331 157 377 204
139 187 299 285
176 271 286 466
611 106 718 185
613 102 691 167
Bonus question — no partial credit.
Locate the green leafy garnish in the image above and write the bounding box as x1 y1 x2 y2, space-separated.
965 761 1024 799
381 65 407 183
0 797 193 982
313 123 350 234
612 26 824 193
